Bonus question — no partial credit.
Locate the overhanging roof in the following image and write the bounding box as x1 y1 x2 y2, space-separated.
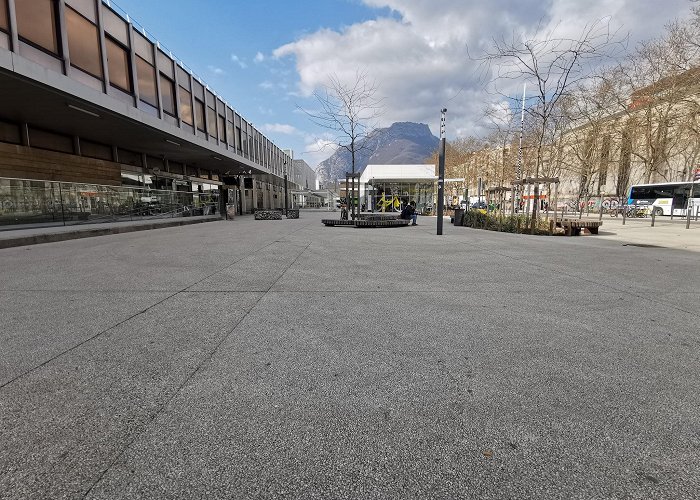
0 51 267 176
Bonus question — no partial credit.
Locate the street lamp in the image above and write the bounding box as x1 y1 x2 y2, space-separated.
437 108 447 236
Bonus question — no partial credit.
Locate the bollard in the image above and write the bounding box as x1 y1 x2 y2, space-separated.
549 219 554 236
651 211 655 227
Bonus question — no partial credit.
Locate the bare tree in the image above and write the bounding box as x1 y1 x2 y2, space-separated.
302 71 383 219
483 102 519 188
476 19 624 226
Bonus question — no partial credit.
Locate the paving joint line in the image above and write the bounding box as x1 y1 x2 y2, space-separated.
80 292 266 499
83 231 314 496
444 232 697 316
0 221 314 392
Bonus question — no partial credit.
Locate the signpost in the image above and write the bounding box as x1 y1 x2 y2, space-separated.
437 108 447 236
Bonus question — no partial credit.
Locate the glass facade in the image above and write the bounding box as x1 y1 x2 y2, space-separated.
16 0 59 54
367 180 435 214
179 86 193 125
106 37 131 92
0 177 218 227
0 0 296 220
160 74 176 116
0 0 8 32
66 6 102 78
194 99 205 132
136 56 157 107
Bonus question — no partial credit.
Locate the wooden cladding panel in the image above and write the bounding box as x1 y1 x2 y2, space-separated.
0 143 121 185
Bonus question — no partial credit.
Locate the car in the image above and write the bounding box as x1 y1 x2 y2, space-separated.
471 201 486 209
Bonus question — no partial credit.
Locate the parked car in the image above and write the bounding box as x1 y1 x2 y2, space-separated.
471 201 487 209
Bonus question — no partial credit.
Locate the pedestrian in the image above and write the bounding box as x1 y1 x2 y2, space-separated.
401 200 418 225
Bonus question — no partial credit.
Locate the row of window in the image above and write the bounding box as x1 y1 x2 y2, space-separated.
0 118 217 181
0 0 289 177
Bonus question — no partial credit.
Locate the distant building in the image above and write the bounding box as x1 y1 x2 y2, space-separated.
337 164 438 213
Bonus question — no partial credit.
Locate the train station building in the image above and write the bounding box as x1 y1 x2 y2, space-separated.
0 0 317 226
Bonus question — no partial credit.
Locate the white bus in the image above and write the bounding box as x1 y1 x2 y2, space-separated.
628 181 700 216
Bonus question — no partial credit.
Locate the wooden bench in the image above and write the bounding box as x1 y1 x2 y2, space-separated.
322 219 355 227
557 218 602 236
322 218 410 228
355 218 410 228
358 213 400 221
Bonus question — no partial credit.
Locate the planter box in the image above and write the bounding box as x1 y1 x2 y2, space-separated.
254 210 282 220
286 209 299 219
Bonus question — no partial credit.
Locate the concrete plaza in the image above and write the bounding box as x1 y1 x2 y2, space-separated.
1 213 698 499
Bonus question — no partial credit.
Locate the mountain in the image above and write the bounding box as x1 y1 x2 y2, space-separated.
315 122 439 185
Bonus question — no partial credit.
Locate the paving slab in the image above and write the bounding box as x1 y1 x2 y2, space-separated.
0 291 172 385
0 212 698 499
0 292 262 499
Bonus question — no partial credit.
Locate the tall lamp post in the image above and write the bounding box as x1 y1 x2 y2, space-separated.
437 108 447 235
283 160 289 215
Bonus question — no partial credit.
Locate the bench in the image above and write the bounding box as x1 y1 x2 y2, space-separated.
557 218 602 236
322 218 410 228
355 218 410 228
357 213 400 221
322 219 356 227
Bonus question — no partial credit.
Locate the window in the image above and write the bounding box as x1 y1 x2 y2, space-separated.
218 115 226 142
81 140 112 160
160 74 176 116
29 128 73 154
194 99 205 132
0 119 20 144
105 37 131 92
168 161 184 174
179 87 193 125
66 7 102 78
118 149 142 167
207 105 217 137
16 0 59 54
0 0 9 32
227 120 234 146
236 127 242 153
136 56 157 107
241 131 248 156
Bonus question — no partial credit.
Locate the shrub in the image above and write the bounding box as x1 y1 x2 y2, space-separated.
461 210 552 235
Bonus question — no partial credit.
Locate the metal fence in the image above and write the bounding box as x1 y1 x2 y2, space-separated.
0 178 218 228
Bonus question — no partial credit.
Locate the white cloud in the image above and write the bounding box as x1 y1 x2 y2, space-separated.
274 0 693 139
231 54 248 69
207 65 225 76
301 133 339 169
262 123 299 135
254 52 265 63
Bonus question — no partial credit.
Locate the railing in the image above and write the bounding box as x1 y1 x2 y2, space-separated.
0 179 219 229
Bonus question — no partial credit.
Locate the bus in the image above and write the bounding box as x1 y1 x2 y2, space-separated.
628 181 700 217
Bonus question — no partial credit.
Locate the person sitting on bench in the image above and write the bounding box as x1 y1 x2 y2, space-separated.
400 201 418 225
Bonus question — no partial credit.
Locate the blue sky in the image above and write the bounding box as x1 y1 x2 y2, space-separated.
108 0 393 167
108 0 694 170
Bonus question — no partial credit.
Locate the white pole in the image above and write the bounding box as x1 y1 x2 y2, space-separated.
516 83 526 210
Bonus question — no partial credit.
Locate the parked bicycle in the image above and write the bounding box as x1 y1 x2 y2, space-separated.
609 205 648 218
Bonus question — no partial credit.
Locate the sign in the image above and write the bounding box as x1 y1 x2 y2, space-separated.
694 168 700 181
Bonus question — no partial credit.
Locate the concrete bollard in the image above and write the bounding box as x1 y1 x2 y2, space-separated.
651 211 655 227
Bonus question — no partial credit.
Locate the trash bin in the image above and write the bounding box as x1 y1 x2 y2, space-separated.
226 204 236 219
453 208 465 226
